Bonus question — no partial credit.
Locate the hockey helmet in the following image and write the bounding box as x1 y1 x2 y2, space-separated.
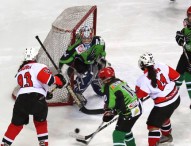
187 6 191 16
80 25 94 45
138 52 155 70
98 67 115 82
24 47 38 61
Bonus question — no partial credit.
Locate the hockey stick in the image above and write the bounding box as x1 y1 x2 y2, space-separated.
69 116 118 144
35 35 104 114
182 45 191 68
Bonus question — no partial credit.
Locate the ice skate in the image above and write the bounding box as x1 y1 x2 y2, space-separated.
159 134 173 143
1 143 10 146
39 141 45 146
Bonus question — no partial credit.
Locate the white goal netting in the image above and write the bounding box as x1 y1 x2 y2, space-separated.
12 5 97 106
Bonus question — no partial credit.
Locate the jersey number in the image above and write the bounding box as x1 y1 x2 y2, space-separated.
17 72 33 87
157 73 167 91
122 84 135 98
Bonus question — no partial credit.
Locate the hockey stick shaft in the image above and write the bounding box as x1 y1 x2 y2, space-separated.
70 116 118 141
85 121 104 145
182 46 191 67
35 36 59 71
35 36 83 106
35 36 104 114
84 116 118 140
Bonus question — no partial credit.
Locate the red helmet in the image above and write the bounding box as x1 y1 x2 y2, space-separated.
187 6 191 16
98 67 115 81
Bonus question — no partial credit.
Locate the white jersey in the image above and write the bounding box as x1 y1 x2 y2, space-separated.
136 63 180 107
16 62 53 97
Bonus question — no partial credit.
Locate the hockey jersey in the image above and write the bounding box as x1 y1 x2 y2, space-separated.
136 63 180 107
16 62 54 97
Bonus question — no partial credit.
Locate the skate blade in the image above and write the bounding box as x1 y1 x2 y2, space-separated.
158 142 174 146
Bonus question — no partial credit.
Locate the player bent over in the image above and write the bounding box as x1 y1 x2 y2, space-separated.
136 52 180 146
1 48 66 146
59 25 109 106
98 67 142 146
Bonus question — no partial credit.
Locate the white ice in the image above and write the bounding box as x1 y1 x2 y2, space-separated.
0 0 191 146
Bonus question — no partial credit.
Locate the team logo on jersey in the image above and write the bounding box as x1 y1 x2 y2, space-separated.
75 44 86 54
43 68 51 74
128 100 138 109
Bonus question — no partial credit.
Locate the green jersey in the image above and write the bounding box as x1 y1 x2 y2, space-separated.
102 78 141 118
182 18 191 52
59 36 106 68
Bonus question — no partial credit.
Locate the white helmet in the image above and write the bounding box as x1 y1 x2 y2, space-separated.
138 52 155 69
24 48 38 61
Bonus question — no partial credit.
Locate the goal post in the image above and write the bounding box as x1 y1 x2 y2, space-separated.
12 5 97 106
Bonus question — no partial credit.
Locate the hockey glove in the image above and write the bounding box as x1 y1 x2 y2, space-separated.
54 74 66 89
176 31 185 46
103 109 116 122
97 58 111 70
46 91 53 100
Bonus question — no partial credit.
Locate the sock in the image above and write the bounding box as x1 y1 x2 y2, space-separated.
34 120 48 146
124 131 136 146
113 130 126 146
1 123 23 145
161 119 172 136
175 74 184 88
185 72 191 100
148 129 161 146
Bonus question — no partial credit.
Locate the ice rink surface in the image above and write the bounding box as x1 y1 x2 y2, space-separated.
0 0 191 145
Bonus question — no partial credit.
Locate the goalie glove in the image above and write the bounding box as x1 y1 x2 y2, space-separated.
102 109 116 122
176 31 185 46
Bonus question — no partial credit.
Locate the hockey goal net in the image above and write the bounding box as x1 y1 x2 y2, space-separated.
12 5 97 106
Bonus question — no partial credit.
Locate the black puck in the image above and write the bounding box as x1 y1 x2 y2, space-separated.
75 128 80 133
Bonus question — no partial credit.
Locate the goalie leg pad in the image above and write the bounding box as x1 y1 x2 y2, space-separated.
91 77 104 96
74 71 93 94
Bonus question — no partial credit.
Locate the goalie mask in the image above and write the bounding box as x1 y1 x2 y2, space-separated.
138 52 155 70
80 25 94 45
98 67 115 84
24 47 38 61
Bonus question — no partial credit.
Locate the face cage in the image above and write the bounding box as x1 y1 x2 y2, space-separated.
81 29 93 44
98 77 112 86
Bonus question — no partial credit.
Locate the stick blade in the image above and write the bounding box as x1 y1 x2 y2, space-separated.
76 139 88 145
69 132 86 140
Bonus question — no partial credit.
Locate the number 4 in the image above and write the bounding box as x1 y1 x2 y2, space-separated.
157 73 167 91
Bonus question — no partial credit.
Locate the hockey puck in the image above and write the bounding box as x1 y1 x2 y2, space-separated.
75 128 80 133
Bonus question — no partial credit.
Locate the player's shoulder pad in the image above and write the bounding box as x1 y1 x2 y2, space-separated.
32 63 48 71
92 36 105 45
155 62 168 69
136 74 147 87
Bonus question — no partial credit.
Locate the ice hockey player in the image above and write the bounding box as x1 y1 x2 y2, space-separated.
175 6 191 109
59 25 109 106
135 52 180 146
98 67 142 146
1 48 65 146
